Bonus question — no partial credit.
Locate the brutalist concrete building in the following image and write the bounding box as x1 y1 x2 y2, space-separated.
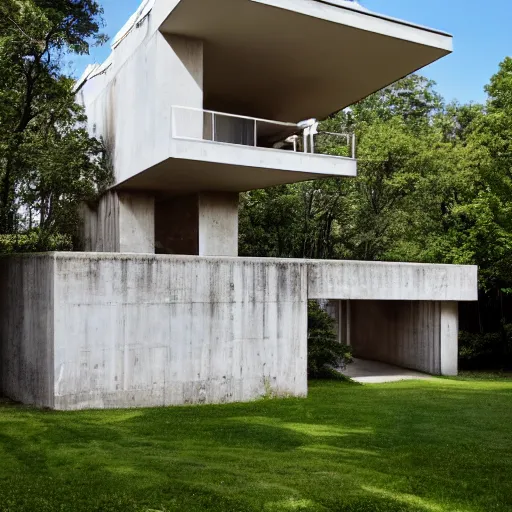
0 0 477 410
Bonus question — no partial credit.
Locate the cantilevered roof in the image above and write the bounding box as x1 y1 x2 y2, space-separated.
160 0 453 122
313 0 451 36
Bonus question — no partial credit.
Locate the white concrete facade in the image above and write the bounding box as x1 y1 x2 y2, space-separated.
1 254 309 409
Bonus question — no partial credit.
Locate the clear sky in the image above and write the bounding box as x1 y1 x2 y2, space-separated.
71 0 512 106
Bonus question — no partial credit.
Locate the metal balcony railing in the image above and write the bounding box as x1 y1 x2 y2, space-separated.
171 106 356 159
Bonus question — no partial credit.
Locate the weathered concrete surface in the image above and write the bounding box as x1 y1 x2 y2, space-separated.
80 191 120 252
77 33 204 187
308 260 478 302
52 254 308 410
440 302 459 376
0 255 54 407
349 300 457 376
0 254 476 409
198 192 239 256
81 191 155 253
118 193 155 253
341 358 433 384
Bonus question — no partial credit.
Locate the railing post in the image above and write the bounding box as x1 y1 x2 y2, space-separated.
352 133 356 159
254 119 257 147
212 112 216 142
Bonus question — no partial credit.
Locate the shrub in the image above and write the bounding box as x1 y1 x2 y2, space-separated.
459 326 512 370
308 300 352 379
0 232 73 254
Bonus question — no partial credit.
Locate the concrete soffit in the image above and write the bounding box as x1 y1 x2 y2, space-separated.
159 0 453 122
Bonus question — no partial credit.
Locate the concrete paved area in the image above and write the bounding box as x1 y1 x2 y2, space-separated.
341 358 434 384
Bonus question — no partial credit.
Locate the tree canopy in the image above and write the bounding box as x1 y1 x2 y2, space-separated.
0 0 110 246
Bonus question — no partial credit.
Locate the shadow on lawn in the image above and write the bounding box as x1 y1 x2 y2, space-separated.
0 381 511 511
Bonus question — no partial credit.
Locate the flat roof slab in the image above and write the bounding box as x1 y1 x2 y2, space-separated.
161 0 452 121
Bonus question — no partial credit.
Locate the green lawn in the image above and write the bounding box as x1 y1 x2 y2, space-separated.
1 378 512 512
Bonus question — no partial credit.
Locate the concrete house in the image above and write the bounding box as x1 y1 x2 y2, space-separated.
0 0 478 410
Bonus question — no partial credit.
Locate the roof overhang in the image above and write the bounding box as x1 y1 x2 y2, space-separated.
159 0 453 122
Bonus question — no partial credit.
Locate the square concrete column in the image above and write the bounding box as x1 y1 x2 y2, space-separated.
198 192 238 256
118 193 155 253
440 302 459 376
155 192 239 257
80 191 155 253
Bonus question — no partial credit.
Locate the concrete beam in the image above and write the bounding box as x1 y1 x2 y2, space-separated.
308 260 478 302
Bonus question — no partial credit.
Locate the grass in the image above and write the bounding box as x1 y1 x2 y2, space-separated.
457 370 512 381
1 378 512 512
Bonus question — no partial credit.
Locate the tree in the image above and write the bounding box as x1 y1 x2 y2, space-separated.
240 74 445 262
308 301 352 379
0 0 110 243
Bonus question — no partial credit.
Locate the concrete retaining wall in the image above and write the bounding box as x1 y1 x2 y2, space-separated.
53 254 308 410
0 254 476 409
0 255 54 407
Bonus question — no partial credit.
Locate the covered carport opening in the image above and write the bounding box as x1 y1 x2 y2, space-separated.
325 299 459 377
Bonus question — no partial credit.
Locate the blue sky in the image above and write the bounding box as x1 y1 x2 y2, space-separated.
71 0 512 105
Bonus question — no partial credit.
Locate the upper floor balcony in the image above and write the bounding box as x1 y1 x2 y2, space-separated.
115 105 357 194
171 106 356 158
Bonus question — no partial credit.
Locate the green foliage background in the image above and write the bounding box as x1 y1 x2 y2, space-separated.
307 301 352 379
